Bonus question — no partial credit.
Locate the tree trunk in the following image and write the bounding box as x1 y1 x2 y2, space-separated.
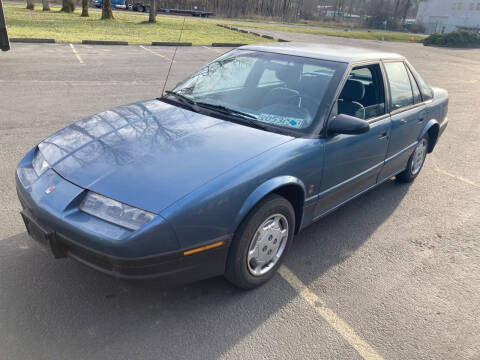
81 0 88 16
60 0 75 13
26 0 34 10
42 0 50 11
149 0 156 22
101 0 114 19
402 0 412 23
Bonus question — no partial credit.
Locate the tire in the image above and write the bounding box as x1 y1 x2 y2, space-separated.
225 194 295 289
396 135 429 183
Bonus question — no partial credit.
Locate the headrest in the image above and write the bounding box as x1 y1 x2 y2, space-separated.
275 66 300 87
340 79 365 102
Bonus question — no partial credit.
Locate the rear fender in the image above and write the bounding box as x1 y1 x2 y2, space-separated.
419 119 440 153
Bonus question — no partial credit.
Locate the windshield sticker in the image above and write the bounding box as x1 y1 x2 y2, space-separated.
257 114 305 129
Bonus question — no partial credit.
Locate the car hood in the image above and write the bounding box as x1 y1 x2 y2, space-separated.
38 100 293 214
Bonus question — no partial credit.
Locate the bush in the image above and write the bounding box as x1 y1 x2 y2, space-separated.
423 30 480 47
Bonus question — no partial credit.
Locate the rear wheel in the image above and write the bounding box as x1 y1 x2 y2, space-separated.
225 194 295 289
396 135 429 183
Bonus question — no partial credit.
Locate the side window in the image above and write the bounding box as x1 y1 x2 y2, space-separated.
258 68 282 87
336 64 386 120
406 63 433 101
257 59 290 87
384 62 414 110
407 67 422 104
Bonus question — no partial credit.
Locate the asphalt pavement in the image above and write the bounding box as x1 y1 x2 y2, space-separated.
0 38 479 360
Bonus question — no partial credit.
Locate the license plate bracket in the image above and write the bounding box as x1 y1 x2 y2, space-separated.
20 211 55 255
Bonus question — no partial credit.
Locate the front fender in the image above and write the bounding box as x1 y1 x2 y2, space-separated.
233 176 306 231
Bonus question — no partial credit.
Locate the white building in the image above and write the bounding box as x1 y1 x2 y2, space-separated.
416 0 480 34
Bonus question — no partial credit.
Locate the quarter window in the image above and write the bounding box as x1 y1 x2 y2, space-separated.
407 67 422 104
384 62 414 110
407 63 433 101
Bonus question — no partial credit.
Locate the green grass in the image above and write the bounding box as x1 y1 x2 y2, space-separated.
220 21 425 43
3 4 267 45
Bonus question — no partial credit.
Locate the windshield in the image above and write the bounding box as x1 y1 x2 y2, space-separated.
169 50 343 133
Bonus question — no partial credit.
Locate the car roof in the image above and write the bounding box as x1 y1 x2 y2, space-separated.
240 42 405 63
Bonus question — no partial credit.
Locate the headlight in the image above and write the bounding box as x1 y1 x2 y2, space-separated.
80 192 156 231
32 149 50 177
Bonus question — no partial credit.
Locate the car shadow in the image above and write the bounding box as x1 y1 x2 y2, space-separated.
0 179 409 360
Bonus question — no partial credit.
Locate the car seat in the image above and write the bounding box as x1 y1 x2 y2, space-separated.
338 79 366 119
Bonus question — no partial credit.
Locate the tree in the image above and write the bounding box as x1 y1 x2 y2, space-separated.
101 0 114 19
42 0 50 11
26 0 34 10
60 0 75 13
149 0 157 23
81 0 88 16
402 0 412 23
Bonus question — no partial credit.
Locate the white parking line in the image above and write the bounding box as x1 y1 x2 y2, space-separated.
434 167 479 188
140 45 175 62
279 266 385 360
69 43 84 64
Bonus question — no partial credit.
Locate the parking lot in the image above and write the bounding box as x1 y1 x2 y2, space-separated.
0 38 479 360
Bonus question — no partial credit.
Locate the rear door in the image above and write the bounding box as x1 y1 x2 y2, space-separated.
314 62 391 218
379 61 427 180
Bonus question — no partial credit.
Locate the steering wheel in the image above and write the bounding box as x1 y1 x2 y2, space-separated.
261 87 301 109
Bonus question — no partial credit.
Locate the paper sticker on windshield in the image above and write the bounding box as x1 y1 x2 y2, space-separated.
257 114 305 129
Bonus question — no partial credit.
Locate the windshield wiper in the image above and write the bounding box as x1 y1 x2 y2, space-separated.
163 91 197 107
195 102 269 130
196 102 256 119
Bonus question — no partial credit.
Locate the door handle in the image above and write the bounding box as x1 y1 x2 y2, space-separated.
399 119 407 124
378 130 388 139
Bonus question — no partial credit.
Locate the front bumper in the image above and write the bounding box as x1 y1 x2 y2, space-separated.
20 207 231 281
16 166 231 283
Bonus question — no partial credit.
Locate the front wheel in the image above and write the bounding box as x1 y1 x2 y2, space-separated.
396 135 429 183
225 194 295 289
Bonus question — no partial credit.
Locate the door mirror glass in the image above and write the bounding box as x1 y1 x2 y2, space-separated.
327 113 370 136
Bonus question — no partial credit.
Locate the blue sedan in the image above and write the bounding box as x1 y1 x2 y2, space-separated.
16 43 448 289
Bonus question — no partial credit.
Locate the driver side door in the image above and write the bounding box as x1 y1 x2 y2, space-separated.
314 62 391 218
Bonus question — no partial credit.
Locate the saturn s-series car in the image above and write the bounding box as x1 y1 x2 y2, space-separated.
16 43 448 289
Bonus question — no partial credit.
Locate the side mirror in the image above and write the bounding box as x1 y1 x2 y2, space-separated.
327 113 370 136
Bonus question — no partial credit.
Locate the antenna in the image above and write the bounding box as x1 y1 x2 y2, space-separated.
161 16 186 95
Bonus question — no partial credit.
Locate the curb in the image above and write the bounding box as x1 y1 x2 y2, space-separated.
212 43 247 47
152 42 192 46
82 40 128 45
10 38 55 43
215 24 284 43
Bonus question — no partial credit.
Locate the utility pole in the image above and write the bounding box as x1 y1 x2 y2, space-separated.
0 0 10 51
